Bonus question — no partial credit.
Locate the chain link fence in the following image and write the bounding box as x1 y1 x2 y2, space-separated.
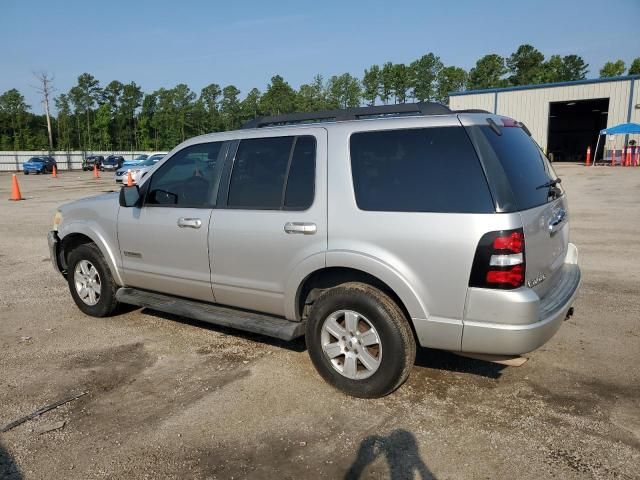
0 151 155 172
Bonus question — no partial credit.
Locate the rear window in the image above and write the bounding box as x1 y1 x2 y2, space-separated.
350 127 494 213
466 124 560 211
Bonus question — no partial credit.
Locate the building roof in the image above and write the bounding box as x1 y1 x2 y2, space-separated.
450 74 640 97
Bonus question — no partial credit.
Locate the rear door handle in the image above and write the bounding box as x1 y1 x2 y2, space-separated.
177 217 202 229
284 222 317 235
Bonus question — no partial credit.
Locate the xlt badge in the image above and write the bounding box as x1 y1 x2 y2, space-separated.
527 273 546 288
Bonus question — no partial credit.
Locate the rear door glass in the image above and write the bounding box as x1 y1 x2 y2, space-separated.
466 125 561 211
350 127 494 213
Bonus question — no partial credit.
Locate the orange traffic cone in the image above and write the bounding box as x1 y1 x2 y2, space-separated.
93 163 100 178
9 174 23 201
625 147 631 167
52 165 58 178
126 170 134 186
585 146 591 166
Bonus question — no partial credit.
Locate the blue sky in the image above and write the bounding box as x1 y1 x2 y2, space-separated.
2 0 639 113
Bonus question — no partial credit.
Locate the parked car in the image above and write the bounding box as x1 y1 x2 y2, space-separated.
101 155 125 172
48 103 581 398
114 152 167 183
122 154 149 169
23 156 56 174
82 155 104 171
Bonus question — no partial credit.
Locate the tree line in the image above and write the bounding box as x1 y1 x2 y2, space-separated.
1 45 639 152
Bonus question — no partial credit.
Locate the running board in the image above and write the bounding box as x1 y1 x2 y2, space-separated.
116 288 305 341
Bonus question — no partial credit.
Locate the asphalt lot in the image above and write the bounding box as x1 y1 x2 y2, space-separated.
0 165 639 480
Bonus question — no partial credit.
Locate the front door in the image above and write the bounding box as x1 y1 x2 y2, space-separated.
210 129 327 317
118 141 227 302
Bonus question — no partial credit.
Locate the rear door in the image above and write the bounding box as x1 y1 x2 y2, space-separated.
210 129 327 317
462 116 568 297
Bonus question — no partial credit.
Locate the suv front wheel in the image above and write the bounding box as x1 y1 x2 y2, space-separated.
305 282 416 398
67 243 119 317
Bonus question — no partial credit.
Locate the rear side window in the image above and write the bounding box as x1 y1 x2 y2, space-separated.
350 127 494 213
227 135 316 210
466 125 560 211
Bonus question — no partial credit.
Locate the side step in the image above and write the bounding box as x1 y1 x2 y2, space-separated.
116 287 306 341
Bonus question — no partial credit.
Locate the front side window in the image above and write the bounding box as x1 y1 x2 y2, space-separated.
350 127 494 213
227 135 316 210
145 142 224 208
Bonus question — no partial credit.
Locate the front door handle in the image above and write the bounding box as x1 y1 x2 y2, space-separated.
177 217 202 229
284 222 317 235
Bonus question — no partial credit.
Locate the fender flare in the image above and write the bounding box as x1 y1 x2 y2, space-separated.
284 250 429 321
58 222 124 286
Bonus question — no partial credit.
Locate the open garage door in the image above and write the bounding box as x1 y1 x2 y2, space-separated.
547 98 609 162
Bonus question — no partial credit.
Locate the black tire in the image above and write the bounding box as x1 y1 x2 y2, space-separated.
24 171 29 175
67 243 119 317
305 282 416 398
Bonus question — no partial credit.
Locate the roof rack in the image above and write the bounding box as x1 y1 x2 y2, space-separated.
241 102 452 129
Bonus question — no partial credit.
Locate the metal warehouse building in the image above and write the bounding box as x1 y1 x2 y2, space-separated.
449 75 640 162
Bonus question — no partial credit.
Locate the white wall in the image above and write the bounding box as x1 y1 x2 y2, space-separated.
0 151 154 172
449 78 639 152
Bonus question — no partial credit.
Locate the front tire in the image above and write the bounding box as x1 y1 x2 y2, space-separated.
67 243 119 317
306 282 416 398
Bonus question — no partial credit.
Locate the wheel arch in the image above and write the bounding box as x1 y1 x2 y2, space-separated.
58 226 124 286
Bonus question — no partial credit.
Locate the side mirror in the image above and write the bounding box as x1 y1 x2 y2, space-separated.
119 185 141 207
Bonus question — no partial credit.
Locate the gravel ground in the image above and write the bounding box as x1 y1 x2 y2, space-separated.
0 165 638 480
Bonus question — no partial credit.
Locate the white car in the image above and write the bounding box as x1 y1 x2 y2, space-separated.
115 152 167 183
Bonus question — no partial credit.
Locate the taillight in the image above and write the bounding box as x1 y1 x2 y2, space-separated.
469 228 526 289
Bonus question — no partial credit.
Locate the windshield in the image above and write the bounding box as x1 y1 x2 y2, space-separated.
133 155 148 160
104 157 117 163
140 154 165 165
27 158 43 163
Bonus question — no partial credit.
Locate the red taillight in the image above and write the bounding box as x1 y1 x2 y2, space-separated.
492 231 524 253
486 264 524 288
469 228 526 290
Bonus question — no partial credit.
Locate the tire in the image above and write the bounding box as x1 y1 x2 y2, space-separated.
24 171 29 175
305 282 416 398
67 243 119 317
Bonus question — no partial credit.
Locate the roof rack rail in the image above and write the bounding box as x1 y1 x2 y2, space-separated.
241 102 452 129
453 109 491 114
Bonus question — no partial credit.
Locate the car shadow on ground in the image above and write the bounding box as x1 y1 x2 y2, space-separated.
0 442 22 480
415 348 507 380
345 429 436 479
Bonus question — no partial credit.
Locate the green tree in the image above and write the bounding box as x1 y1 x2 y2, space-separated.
507 44 545 85
380 62 395 104
297 75 327 112
94 103 112 149
120 82 143 149
436 66 467 103
260 75 297 115
468 54 507 90
600 60 626 77
54 93 72 150
220 85 241 130
0 89 31 149
326 73 361 109
392 64 410 103
362 65 380 106
199 83 222 132
241 88 262 122
540 55 588 83
627 58 640 75
138 93 158 149
409 53 443 101
69 73 101 150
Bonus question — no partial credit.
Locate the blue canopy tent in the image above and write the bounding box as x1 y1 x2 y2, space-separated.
594 123 640 165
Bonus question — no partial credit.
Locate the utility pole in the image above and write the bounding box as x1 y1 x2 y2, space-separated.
34 72 55 151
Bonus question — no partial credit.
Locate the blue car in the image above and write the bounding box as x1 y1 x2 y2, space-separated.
23 156 57 175
121 154 149 169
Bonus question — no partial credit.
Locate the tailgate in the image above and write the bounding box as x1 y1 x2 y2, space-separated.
519 196 569 298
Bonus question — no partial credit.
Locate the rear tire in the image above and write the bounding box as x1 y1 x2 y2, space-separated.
24 171 28 175
67 243 119 317
305 282 416 398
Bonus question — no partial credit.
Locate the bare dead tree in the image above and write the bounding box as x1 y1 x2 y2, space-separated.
33 72 56 151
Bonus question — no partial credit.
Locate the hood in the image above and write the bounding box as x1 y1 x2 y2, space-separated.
59 191 119 213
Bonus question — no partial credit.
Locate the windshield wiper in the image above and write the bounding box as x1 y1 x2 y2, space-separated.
536 177 562 190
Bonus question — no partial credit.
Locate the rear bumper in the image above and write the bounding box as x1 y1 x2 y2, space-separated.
461 243 581 355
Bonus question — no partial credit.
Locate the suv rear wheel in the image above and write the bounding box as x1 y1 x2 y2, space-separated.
67 243 119 317
305 282 416 398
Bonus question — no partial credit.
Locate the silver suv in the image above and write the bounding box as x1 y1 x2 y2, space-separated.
48 103 580 398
